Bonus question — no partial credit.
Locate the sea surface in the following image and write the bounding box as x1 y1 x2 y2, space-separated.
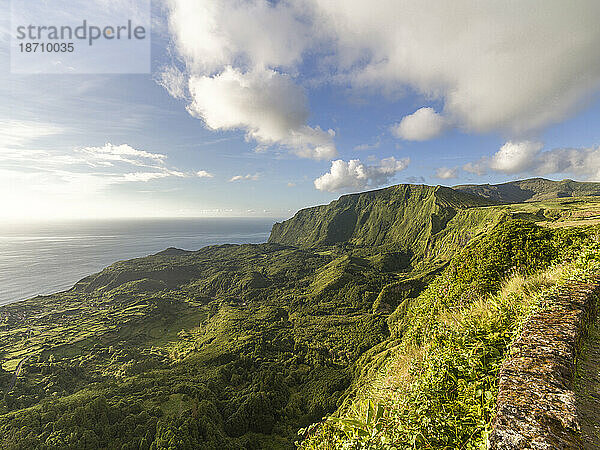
0 218 276 306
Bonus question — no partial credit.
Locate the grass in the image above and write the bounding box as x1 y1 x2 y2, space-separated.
1 190 599 449
301 228 600 449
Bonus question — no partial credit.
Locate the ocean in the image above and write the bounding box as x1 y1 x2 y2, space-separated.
0 218 276 306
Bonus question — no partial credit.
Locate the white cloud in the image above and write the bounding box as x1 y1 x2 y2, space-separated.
392 108 448 141
187 67 336 160
77 143 166 164
0 140 190 210
0 120 63 147
435 167 459 179
121 172 174 182
196 170 214 178
354 139 381 151
465 141 600 180
489 141 543 174
74 143 187 182
162 0 600 143
165 0 311 74
229 173 260 182
314 157 409 192
316 1 600 136
0 120 197 219
156 66 187 100
462 161 488 176
163 1 335 160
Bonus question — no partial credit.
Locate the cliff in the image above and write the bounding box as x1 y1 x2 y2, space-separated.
268 184 494 252
454 178 600 204
1 179 599 449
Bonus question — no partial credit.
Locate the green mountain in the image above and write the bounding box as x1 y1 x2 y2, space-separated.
454 177 600 203
1 179 599 449
269 184 494 249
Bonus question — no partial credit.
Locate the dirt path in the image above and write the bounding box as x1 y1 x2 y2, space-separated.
8 356 30 392
575 318 600 449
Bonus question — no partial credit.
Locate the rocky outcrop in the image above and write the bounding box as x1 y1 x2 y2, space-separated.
489 278 600 449
575 317 600 448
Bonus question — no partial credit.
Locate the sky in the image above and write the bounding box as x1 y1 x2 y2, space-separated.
2 0 600 220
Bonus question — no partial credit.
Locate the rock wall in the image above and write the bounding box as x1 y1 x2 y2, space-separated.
488 277 600 449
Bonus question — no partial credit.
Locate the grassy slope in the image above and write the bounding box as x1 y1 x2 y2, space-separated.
0 244 398 449
1 182 600 449
301 223 600 449
269 185 494 252
454 178 600 203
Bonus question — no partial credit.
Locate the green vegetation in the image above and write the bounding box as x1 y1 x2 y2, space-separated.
0 244 396 449
269 185 495 255
301 223 600 449
454 177 600 203
1 179 599 449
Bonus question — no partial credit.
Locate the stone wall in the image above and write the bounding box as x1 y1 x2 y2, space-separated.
488 277 600 449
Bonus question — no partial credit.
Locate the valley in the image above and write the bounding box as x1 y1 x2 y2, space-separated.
1 179 599 449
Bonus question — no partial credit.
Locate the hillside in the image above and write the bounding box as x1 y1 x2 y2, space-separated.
0 243 398 449
301 222 600 449
0 180 599 449
269 184 494 257
454 178 600 203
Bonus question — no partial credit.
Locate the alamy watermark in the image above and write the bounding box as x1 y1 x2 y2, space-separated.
11 0 151 74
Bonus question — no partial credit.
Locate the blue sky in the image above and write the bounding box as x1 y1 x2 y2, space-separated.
2 0 600 220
